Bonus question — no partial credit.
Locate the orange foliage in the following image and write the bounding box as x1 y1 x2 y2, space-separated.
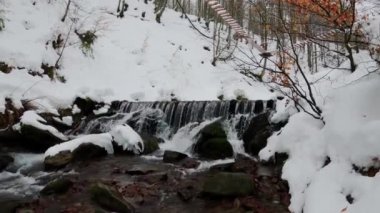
283 0 356 28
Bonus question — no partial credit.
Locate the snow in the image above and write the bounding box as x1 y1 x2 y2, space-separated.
44 133 114 157
45 124 144 157
110 124 144 154
15 110 68 141
1 0 380 212
0 0 273 113
260 68 380 213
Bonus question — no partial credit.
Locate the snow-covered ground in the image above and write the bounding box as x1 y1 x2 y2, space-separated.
0 0 272 114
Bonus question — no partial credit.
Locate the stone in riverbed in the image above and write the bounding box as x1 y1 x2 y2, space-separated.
194 122 233 160
72 143 108 161
40 178 73 196
90 183 135 213
242 112 272 155
202 172 254 197
44 150 73 170
140 134 160 155
163 150 188 163
44 143 107 170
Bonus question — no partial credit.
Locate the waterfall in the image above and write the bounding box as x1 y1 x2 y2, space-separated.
78 99 276 138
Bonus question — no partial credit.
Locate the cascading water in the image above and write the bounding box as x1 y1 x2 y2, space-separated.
77 100 275 155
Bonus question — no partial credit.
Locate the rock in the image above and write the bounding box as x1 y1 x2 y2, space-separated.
198 121 226 140
90 183 135 213
40 178 73 196
202 172 254 197
124 165 158 175
179 158 200 169
44 150 73 170
72 143 108 161
195 138 233 160
0 154 14 171
20 124 64 150
194 122 233 160
140 134 159 154
163 150 188 163
177 185 197 202
73 97 98 116
242 112 272 155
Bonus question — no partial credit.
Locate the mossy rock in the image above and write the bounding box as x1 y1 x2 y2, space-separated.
20 124 64 150
141 134 160 155
242 112 272 155
44 150 73 171
202 172 254 197
195 138 233 160
40 178 73 196
199 122 227 141
90 183 135 213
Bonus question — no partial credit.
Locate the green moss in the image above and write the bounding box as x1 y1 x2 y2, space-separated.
90 183 134 213
40 178 73 196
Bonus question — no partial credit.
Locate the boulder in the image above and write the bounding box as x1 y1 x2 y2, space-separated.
0 154 14 171
72 143 108 161
44 150 73 170
90 183 135 213
195 138 233 160
140 134 159 154
20 124 64 150
202 172 254 197
163 150 188 163
194 122 233 160
198 122 226 141
40 178 73 196
242 112 272 155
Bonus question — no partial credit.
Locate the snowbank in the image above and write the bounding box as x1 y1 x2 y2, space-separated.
260 74 380 213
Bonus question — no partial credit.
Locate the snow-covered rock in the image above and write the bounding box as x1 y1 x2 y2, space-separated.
110 124 144 154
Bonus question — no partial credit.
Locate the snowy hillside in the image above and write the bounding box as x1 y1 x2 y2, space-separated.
0 0 272 113
1 0 380 213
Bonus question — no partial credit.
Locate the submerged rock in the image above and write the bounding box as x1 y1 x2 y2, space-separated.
194 122 233 159
40 178 73 196
90 183 135 213
202 172 254 197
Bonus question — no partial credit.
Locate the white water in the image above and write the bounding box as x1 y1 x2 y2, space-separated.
0 153 46 200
